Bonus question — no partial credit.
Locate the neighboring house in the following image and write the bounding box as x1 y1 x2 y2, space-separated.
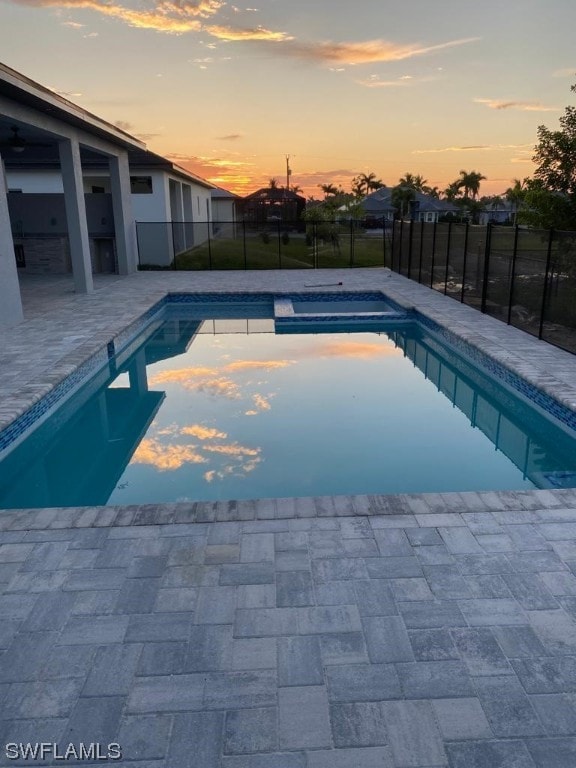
239 187 306 224
362 188 459 224
211 186 240 240
360 188 396 225
211 186 239 223
6 148 215 269
478 200 515 225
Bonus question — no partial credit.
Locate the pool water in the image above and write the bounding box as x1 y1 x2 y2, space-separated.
2 312 576 508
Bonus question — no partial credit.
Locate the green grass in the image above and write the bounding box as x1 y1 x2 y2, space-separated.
172 234 389 270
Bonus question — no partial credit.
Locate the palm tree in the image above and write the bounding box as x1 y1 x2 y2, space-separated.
352 172 385 197
291 184 303 195
391 185 416 219
318 183 339 198
505 178 527 225
398 173 428 192
457 170 486 199
443 181 462 201
268 177 279 190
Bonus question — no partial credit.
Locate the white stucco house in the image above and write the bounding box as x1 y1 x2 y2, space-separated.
0 61 218 315
6 147 216 270
211 186 239 222
0 61 146 326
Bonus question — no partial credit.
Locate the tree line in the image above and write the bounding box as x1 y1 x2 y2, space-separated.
269 80 576 230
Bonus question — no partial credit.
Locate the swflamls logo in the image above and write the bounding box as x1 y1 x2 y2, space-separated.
5 743 122 761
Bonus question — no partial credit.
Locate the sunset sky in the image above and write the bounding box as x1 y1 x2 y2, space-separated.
0 0 575 198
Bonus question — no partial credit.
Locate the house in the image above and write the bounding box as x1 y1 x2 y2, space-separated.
478 199 515 225
0 60 146 326
239 187 306 224
362 187 459 224
5 147 216 270
211 186 239 223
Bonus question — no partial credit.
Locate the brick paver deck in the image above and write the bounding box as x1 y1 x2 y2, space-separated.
0 493 575 766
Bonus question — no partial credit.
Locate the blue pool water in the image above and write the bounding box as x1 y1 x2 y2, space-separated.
2 299 576 507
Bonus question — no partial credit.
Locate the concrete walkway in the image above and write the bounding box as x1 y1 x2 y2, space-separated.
2 268 576 765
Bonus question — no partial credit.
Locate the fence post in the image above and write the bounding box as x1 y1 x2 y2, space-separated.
383 219 387 268
418 220 425 283
398 220 403 273
277 221 282 269
407 220 414 279
243 219 247 270
349 219 354 267
207 221 212 270
171 222 178 270
390 220 396 270
480 223 492 313
460 222 470 303
443 221 452 294
538 229 554 339
506 225 520 324
135 223 142 269
430 221 437 288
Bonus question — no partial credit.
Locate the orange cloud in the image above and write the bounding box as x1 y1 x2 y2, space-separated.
224 359 295 372
205 24 292 41
150 367 218 385
132 438 207 470
181 425 228 439
275 36 479 65
474 98 559 112
302 341 402 360
412 143 533 155
8 0 297 37
356 77 411 88
194 377 241 399
203 443 260 457
149 367 241 399
252 393 271 411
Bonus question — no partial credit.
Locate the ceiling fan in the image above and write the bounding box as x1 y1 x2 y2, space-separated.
0 126 52 153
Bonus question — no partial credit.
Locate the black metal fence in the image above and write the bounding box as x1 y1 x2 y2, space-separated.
135 217 576 355
391 220 576 355
135 219 391 272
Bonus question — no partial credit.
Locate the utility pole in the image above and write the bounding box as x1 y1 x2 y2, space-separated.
285 154 291 191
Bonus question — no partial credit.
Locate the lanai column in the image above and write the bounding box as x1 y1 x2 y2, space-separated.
58 136 93 293
0 152 24 326
109 151 137 274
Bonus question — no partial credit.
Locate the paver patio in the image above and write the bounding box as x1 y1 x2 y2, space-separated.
0 494 575 766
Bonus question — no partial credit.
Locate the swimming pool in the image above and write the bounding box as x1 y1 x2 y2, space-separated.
2 292 576 508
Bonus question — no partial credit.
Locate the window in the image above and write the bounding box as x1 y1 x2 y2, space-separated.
130 176 153 194
91 186 106 194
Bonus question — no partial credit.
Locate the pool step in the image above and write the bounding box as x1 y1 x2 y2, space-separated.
274 295 409 327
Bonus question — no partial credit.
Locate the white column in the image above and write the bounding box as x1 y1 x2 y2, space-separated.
109 151 137 274
58 137 93 293
0 153 24 326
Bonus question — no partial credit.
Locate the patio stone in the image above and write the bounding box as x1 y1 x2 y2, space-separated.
224 708 277 754
329 701 388 747
445 740 536 768
278 686 332 750
277 636 323 686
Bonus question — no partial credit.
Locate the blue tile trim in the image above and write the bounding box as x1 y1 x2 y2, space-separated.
415 311 576 432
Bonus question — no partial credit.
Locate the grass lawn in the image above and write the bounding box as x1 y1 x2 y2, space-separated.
174 233 390 270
